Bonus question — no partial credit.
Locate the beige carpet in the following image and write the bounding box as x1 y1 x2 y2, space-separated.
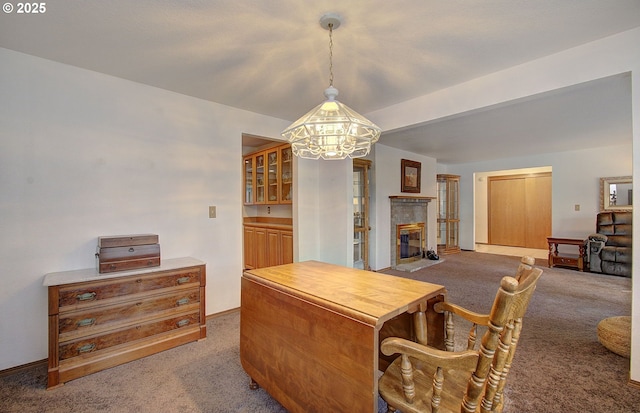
1 251 638 412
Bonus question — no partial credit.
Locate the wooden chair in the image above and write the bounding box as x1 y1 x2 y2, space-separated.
378 256 542 413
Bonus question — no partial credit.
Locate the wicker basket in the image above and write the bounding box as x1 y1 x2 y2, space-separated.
597 316 631 358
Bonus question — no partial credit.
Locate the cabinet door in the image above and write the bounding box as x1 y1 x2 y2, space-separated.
280 145 293 204
266 148 279 204
243 226 256 269
255 227 268 268
281 231 293 264
243 156 255 205
266 229 282 267
255 153 266 204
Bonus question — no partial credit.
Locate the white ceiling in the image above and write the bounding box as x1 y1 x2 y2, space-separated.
1 1 639 163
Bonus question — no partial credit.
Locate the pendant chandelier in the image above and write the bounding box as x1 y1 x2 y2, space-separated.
281 13 381 160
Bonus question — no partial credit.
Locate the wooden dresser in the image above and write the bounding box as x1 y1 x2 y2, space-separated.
43 257 206 389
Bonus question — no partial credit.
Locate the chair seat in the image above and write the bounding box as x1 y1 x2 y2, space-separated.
601 246 632 263
379 356 479 413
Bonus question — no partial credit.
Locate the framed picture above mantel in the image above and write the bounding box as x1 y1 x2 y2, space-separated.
401 159 421 193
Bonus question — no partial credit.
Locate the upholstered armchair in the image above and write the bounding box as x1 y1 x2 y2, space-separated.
588 211 632 277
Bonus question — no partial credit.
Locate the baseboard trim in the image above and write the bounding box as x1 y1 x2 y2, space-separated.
628 378 640 390
0 358 47 378
206 307 239 320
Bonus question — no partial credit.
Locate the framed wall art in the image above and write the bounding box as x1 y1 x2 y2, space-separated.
401 159 421 193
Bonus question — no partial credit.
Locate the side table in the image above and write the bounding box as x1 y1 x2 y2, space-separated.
547 237 586 271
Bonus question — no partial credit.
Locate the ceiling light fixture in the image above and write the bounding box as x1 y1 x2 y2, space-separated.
281 13 381 160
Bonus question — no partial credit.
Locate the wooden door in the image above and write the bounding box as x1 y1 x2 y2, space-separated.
488 173 551 249
524 174 552 249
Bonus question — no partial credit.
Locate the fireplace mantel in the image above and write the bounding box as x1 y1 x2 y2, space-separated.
389 196 436 201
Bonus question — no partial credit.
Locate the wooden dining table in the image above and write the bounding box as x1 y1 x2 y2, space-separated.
240 260 446 413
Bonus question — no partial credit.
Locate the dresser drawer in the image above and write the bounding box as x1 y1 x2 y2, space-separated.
97 244 161 263
59 288 200 338
58 267 202 309
58 311 200 361
98 256 161 273
552 256 579 266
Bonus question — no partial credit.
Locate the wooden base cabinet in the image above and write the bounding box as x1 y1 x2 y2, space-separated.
44 257 206 389
243 218 293 270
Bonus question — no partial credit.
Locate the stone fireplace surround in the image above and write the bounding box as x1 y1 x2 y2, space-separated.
389 196 434 269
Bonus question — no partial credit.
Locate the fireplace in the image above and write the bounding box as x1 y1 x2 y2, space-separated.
389 196 433 269
396 223 426 265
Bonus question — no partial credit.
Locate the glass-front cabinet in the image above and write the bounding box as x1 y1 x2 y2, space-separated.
243 143 293 205
255 152 266 204
280 146 293 204
244 156 254 205
266 148 279 204
437 174 461 255
353 159 372 270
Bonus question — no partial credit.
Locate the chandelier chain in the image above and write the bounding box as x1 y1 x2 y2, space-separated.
328 23 334 87
281 13 381 160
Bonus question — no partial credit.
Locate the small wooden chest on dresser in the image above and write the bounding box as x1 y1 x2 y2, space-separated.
96 234 161 273
44 257 206 389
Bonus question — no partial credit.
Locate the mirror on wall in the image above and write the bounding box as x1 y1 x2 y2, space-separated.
600 176 632 211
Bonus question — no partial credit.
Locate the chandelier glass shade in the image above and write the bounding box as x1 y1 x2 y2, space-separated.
281 14 381 160
281 86 381 160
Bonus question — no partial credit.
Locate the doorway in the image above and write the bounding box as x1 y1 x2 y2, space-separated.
353 159 372 270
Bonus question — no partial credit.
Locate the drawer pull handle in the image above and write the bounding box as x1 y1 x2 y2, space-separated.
177 277 190 285
77 318 96 327
76 292 97 301
78 343 96 354
177 298 190 306
176 319 190 328
128 247 135 252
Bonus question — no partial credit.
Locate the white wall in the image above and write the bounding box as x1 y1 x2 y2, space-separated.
294 157 357 268
631 65 640 385
0 48 289 370
371 145 437 270
368 27 640 382
442 144 632 250
2 26 640 382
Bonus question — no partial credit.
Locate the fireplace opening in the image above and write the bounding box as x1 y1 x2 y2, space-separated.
396 223 426 265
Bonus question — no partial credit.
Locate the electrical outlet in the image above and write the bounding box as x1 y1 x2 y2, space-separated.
209 206 216 218
574 204 580 211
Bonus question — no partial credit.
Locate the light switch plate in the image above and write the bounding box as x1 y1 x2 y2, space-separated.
209 206 216 218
